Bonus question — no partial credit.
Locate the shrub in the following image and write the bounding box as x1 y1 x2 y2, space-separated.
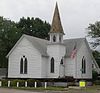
27 79 35 87
94 80 100 85
1 80 8 87
92 70 98 80
67 82 76 86
19 80 25 87
10 79 19 87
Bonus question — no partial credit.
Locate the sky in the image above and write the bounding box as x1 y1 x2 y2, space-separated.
0 0 100 39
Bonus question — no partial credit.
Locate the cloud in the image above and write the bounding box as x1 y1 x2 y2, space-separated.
0 0 100 38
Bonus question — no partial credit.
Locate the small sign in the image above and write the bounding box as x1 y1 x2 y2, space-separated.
79 81 86 87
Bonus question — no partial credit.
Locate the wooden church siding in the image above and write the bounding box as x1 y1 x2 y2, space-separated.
65 58 75 77
75 40 92 79
8 37 42 78
47 44 66 78
41 57 48 78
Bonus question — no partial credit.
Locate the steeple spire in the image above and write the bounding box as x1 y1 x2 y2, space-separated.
50 2 64 34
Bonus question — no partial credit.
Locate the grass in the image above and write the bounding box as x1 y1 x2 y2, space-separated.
0 86 67 91
1 85 100 93
68 85 100 93
12 86 67 91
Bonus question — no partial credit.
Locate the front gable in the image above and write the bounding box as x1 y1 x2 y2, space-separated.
76 39 93 79
7 35 42 58
8 35 42 78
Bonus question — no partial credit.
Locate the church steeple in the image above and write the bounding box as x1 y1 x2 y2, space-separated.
50 2 64 34
47 3 66 78
49 2 64 43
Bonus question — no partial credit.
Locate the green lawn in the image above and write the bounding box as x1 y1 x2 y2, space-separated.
2 85 100 93
12 86 67 91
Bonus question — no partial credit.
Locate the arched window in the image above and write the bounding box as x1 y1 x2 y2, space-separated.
82 56 86 74
53 35 56 42
59 36 61 42
24 58 27 74
60 58 63 65
20 56 28 74
51 57 54 73
20 58 23 74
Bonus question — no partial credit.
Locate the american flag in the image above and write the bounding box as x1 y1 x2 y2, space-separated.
70 43 77 59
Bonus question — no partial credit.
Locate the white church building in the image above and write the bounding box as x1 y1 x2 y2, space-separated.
7 3 100 80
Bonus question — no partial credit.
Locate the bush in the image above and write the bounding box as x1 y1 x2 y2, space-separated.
18 80 25 87
1 80 8 87
94 80 100 85
27 79 35 87
67 82 76 86
10 79 19 87
9 79 25 87
0 79 50 87
37 82 42 87
92 70 98 80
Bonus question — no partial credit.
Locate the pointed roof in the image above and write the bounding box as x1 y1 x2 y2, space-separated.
50 2 64 34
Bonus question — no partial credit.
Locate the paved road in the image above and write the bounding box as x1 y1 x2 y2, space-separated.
0 88 44 93
0 88 99 93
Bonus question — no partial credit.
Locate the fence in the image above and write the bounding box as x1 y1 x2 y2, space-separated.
0 80 48 88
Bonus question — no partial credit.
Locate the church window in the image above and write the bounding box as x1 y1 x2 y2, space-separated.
20 56 28 74
24 58 28 74
20 58 23 74
82 56 86 74
59 36 61 42
53 35 56 42
60 58 63 65
51 57 54 73
92 64 94 68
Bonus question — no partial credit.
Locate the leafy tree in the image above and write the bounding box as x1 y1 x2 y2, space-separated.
0 17 21 67
92 70 98 80
92 50 100 68
88 21 100 38
16 17 50 39
88 21 100 47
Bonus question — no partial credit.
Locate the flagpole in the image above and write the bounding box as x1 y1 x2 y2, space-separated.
75 47 77 79
70 42 77 79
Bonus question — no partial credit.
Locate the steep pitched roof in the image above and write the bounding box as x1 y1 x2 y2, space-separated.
50 2 64 34
24 36 85 57
7 35 85 57
24 35 48 56
64 38 85 57
6 34 49 57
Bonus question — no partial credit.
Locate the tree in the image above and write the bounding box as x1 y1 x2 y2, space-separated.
92 50 100 68
16 17 50 39
87 21 100 68
88 21 100 47
92 70 98 80
0 17 21 67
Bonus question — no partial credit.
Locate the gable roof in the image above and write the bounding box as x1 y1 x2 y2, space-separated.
7 34 85 58
6 34 49 57
24 35 48 56
64 38 85 57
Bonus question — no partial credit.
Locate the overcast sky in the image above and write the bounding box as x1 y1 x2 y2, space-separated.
0 0 100 39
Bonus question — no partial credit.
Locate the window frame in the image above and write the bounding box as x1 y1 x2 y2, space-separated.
20 56 28 74
82 56 86 74
53 35 56 42
50 57 55 73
